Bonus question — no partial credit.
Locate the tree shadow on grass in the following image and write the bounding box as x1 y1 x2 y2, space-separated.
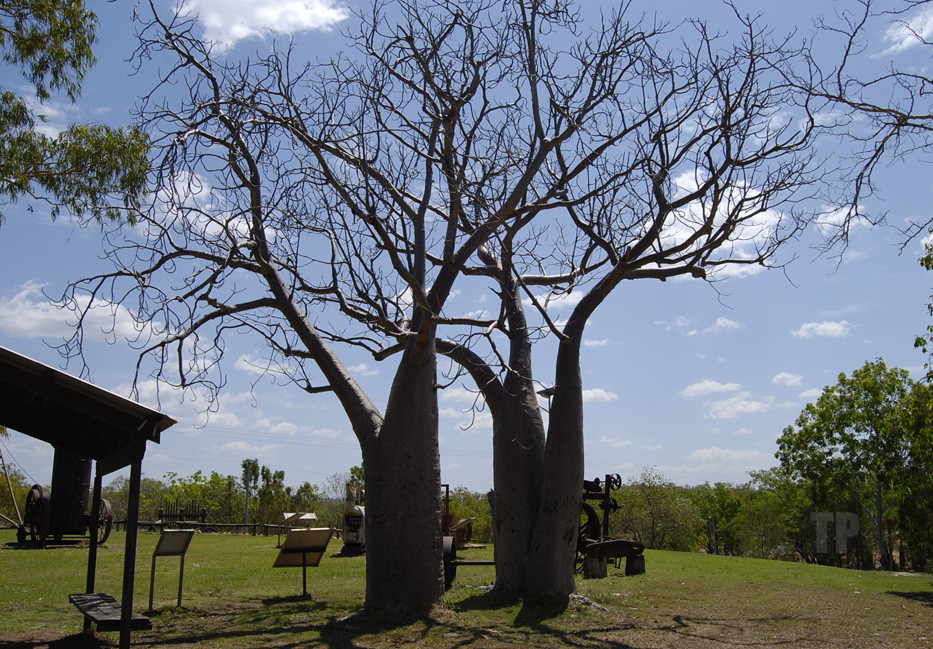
0 634 113 648
127 598 339 648
444 589 640 649
262 594 331 607
317 609 440 649
886 590 933 607
449 587 521 613
513 596 570 628
449 586 571 623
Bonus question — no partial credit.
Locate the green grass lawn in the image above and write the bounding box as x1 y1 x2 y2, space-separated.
1 528 931 648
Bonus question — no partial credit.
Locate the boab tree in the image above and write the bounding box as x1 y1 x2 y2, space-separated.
59 0 833 608
57 0 674 613
440 7 829 597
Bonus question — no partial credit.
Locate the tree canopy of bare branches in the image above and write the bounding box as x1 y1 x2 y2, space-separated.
59 0 843 610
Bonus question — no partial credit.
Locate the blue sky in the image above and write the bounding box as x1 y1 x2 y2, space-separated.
0 0 931 495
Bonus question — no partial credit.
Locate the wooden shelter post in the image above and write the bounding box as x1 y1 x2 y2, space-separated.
119 457 144 649
85 472 103 633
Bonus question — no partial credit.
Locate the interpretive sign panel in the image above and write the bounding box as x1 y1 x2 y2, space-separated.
149 529 195 610
273 527 334 596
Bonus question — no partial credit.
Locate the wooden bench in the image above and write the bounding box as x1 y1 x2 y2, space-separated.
69 593 152 632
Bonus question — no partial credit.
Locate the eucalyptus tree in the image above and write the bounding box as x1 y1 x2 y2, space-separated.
776 359 919 570
0 0 148 225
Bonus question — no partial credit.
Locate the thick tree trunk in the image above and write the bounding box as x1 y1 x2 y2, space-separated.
492 375 545 595
875 482 889 570
522 336 584 600
485 275 547 595
361 336 444 616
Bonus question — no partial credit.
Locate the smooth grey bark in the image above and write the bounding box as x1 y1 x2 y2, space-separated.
361 334 444 613
522 334 584 598
490 279 546 595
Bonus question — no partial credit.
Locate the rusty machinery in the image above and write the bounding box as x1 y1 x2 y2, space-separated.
442 476 645 589
16 448 113 546
341 482 365 554
441 483 492 590
579 473 645 576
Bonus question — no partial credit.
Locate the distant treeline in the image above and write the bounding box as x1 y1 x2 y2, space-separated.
2 460 929 572
611 467 932 573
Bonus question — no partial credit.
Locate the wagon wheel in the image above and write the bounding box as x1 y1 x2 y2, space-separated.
24 484 50 544
97 498 114 543
443 536 457 590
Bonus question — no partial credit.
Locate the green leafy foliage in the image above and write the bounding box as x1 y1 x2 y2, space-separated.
915 240 933 380
688 482 746 556
776 359 932 570
0 460 29 521
0 0 96 102
445 486 492 543
0 0 148 224
616 467 701 552
777 359 912 489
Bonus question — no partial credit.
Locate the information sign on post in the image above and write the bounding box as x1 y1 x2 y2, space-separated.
149 529 195 611
273 528 334 597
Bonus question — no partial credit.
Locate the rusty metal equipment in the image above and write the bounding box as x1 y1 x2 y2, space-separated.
441 483 492 590
16 448 113 546
341 483 365 554
578 474 645 576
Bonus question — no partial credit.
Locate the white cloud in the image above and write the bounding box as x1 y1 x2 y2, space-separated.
797 388 823 401
791 320 852 339
347 363 379 377
584 338 611 348
688 446 767 463
179 0 350 52
704 317 742 334
772 372 803 387
598 435 632 448
680 379 741 399
641 444 664 452
312 427 345 440
656 171 785 279
706 392 773 419
235 354 285 376
583 388 618 403
545 290 583 311
0 282 74 338
523 289 583 314
880 4 933 55
267 421 299 436
0 281 158 343
659 315 741 337
733 428 754 436
439 407 493 431
814 206 870 238
440 386 483 404
219 440 280 454
656 315 698 336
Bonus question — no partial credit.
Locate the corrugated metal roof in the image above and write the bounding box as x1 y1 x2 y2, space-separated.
0 346 175 473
